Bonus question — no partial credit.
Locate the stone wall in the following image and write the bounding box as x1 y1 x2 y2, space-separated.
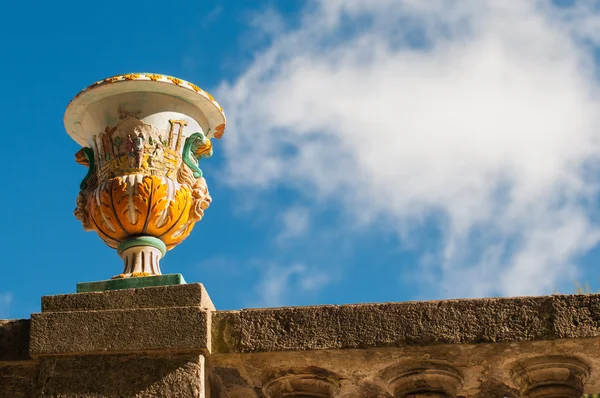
2 284 600 397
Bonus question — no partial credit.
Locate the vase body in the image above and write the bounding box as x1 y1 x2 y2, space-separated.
65 73 225 277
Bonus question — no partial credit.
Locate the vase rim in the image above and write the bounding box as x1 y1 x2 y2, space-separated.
64 72 226 147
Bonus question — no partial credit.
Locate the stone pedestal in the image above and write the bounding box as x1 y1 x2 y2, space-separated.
28 283 214 398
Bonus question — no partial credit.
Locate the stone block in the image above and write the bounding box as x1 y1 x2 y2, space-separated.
36 353 206 397
211 294 600 353
0 320 31 362
42 283 215 312
30 306 210 356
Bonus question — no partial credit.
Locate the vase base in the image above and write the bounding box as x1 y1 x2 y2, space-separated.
76 273 186 293
112 271 155 279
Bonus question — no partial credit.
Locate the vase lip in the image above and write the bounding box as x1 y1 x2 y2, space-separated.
64 72 226 147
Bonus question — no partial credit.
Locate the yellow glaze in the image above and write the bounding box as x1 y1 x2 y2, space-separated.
87 175 194 250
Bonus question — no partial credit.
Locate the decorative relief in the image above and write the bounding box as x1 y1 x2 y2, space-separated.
168 120 188 151
123 73 141 80
182 132 213 178
177 160 212 224
167 76 183 85
89 118 188 182
262 367 341 398
381 361 464 398
511 356 590 398
75 115 215 254
147 73 162 81
85 175 194 249
74 147 96 232
213 123 226 139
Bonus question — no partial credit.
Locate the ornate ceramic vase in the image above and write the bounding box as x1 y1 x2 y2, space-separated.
64 73 225 278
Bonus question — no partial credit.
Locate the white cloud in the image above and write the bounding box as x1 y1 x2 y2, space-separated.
218 0 600 298
0 292 13 318
277 206 310 242
200 5 223 29
252 263 330 307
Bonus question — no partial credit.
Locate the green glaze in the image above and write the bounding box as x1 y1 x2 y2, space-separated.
76 273 186 293
79 147 95 190
117 236 167 256
182 132 213 178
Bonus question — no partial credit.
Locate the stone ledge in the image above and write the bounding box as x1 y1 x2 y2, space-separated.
30 307 210 356
0 320 31 362
35 353 206 398
212 294 600 353
41 283 214 312
1 353 207 398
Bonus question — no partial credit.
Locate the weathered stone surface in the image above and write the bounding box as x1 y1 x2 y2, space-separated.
0 320 31 362
212 295 600 353
382 361 463 398
7 288 600 397
211 311 241 355
36 353 205 397
262 366 341 398
209 294 600 397
42 283 214 312
30 307 210 356
472 379 519 398
0 364 39 398
551 294 600 338
511 355 590 398
208 337 600 397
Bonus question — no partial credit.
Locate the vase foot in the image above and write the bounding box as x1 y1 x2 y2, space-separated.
111 272 154 279
117 236 167 277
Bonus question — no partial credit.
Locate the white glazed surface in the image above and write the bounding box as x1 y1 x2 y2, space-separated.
64 73 225 147
81 92 206 147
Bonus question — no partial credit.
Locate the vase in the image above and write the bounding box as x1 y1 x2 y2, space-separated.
64 73 225 278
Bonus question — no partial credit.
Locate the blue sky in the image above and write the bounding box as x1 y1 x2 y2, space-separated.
3 0 600 319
